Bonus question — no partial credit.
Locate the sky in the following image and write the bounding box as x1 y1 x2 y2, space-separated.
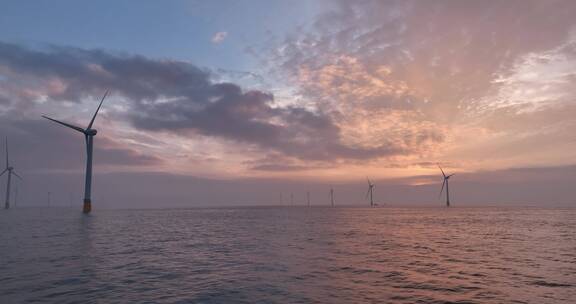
1 0 575 208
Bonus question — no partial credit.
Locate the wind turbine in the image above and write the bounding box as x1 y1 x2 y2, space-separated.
366 178 375 207
329 185 335 207
1 138 22 209
306 190 311 207
438 164 455 207
42 91 109 213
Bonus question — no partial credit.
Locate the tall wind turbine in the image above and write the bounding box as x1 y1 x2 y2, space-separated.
306 190 311 207
366 178 375 207
329 185 335 207
1 138 22 209
438 164 455 207
42 91 109 213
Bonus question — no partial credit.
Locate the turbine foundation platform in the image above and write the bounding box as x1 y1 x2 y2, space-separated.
83 199 92 213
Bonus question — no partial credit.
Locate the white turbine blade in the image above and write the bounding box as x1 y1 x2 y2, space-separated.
0 168 7 177
439 179 446 198
42 115 86 133
12 171 23 180
438 164 446 178
87 90 109 129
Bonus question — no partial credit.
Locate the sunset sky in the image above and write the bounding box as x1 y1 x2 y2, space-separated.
1 0 575 207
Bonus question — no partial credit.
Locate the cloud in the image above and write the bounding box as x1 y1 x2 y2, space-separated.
0 41 425 163
211 31 228 44
3 0 574 176
263 0 576 170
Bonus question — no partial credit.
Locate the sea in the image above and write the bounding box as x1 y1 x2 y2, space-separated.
1 207 575 303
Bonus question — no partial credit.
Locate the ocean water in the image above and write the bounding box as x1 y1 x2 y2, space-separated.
0 207 574 303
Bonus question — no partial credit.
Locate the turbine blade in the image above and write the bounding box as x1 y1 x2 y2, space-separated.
42 115 86 133
87 90 109 129
448 173 455 178
12 171 22 180
439 179 446 198
365 187 370 199
0 168 7 177
438 164 446 177
5 137 8 168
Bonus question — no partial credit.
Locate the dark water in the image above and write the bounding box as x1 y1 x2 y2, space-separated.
1 207 575 303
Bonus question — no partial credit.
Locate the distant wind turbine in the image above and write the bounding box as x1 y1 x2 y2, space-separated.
306 190 310 207
329 185 335 207
438 164 455 207
366 178 375 207
42 91 109 213
1 138 22 209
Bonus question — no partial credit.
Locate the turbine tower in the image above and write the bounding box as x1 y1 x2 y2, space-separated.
366 178 375 207
14 185 18 208
42 91 109 213
1 138 22 209
438 164 455 207
329 185 335 207
306 190 310 207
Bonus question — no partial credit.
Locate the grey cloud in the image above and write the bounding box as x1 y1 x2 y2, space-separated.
0 41 416 161
0 42 211 103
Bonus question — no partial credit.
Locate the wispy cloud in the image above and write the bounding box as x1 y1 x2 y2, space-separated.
211 31 228 44
263 0 576 172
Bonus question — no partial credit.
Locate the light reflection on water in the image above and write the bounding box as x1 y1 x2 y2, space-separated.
1 207 575 303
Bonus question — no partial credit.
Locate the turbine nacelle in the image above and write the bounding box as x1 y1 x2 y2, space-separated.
85 129 98 136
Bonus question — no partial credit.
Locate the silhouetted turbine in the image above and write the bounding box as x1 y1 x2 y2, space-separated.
1 138 23 209
329 185 335 207
438 164 455 207
42 91 109 213
366 178 375 207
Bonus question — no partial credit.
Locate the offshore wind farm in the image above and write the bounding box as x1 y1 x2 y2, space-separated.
1 1 575 303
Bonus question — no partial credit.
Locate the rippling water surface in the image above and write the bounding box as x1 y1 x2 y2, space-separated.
1 207 575 303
